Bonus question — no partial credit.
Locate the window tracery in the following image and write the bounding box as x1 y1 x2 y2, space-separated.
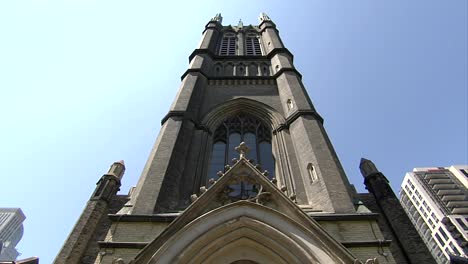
207 114 275 195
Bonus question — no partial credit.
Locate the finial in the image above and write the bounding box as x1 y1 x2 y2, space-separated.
235 142 250 159
238 19 243 28
190 194 198 203
108 160 126 179
211 13 223 23
200 186 207 194
359 158 379 178
259 12 272 22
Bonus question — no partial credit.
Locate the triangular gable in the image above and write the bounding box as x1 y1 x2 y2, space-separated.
131 151 358 263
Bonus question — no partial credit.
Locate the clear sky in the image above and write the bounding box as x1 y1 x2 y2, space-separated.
0 0 466 263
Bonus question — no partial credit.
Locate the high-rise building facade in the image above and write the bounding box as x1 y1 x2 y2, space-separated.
55 14 436 264
400 165 468 263
0 208 25 261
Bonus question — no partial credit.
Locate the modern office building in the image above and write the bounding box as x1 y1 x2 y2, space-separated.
0 208 25 261
400 165 468 263
55 14 436 264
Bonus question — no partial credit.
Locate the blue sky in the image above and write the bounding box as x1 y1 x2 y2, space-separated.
0 1 466 263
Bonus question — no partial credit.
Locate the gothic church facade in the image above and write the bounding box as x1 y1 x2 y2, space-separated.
55 14 435 264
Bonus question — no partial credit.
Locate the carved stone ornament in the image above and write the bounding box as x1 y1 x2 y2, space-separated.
238 19 243 29
112 258 125 264
201 142 276 206
259 12 272 22
190 194 198 203
199 186 207 194
234 141 249 158
365 258 379 264
210 13 222 23
354 258 380 264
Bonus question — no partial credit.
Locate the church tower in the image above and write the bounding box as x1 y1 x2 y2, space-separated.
127 12 356 216
55 14 436 264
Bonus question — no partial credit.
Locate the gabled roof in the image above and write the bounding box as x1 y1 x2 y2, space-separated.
132 151 358 263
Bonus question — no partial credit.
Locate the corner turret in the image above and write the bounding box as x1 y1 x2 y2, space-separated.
360 158 436 264
54 161 126 264
91 160 125 202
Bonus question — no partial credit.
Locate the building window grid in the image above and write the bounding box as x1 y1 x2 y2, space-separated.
432 213 440 223
428 236 446 264
415 199 420 207
416 172 452 215
435 233 445 248
409 171 468 261
401 185 458 263
404 184 412 194
408 180 415 190
439 227 449 241
460 169 468 178
456 218 468 231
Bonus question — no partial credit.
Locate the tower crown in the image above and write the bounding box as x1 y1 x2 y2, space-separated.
198 13 281 58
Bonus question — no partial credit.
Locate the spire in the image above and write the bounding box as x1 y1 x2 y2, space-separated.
359 158 379 178
210 13 223 24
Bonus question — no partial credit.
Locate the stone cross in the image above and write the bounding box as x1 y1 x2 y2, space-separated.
235 142 249 159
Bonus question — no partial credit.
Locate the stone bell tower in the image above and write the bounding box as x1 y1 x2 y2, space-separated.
126 12 356 215
55 13 436 264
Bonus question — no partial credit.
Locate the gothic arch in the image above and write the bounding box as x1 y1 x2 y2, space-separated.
213 63 223 77
201 98 285 133
224 62 234 76
260 63 270 76
248 62 258 76
144 202 355 264
236 62 247 76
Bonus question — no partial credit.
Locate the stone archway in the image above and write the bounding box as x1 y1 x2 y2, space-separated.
201 97 286 133
143 202 356 264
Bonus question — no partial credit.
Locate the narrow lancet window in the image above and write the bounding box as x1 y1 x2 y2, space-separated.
307 164 318 183
287 99 293 110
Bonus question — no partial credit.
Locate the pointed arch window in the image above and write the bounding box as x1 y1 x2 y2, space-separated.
207 114 274 183
220 33 236 56
245 34 262 56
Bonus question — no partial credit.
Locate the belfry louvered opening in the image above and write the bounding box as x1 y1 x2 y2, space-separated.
245 34 262 56
219 33 236 56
